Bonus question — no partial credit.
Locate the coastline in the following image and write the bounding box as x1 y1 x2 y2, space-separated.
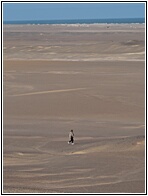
3 17 145 25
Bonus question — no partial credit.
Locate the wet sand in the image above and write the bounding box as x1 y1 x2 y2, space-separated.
3 24 145 193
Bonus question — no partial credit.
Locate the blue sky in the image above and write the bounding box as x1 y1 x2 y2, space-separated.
3 2 145 21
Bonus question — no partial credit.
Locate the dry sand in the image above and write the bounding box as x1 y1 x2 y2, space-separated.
3 24 145 193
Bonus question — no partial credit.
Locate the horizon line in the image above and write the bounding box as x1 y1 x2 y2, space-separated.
3 17 145 22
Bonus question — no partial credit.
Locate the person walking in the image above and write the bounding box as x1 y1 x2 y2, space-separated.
68 130 74 145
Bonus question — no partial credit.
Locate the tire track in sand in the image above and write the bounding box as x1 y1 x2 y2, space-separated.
11 88 87 97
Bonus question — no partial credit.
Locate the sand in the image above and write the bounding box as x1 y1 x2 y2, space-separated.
3 24 145 193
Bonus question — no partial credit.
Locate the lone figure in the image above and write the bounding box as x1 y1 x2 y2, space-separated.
68 130 74 145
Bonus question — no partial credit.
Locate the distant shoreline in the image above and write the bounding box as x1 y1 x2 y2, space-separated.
3 17 145 25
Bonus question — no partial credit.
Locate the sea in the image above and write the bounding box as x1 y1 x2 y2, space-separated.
3 18 145 25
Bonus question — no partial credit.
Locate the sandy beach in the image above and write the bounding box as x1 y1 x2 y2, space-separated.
3 24 145 193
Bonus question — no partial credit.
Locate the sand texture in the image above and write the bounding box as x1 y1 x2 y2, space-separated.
3 24 145 193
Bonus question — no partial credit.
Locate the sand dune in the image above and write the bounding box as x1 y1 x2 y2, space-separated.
3 24 145 193
3 24 145 61
3 131 145 193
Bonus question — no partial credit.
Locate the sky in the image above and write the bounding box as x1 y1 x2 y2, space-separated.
3 2 145 21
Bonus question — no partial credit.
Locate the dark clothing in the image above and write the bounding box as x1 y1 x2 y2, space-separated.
68 130 74 144
69 136 74 143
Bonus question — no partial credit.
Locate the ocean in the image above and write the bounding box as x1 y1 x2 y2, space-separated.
3 18 145 25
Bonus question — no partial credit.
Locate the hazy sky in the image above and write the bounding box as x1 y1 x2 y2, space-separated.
3 2 145 21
